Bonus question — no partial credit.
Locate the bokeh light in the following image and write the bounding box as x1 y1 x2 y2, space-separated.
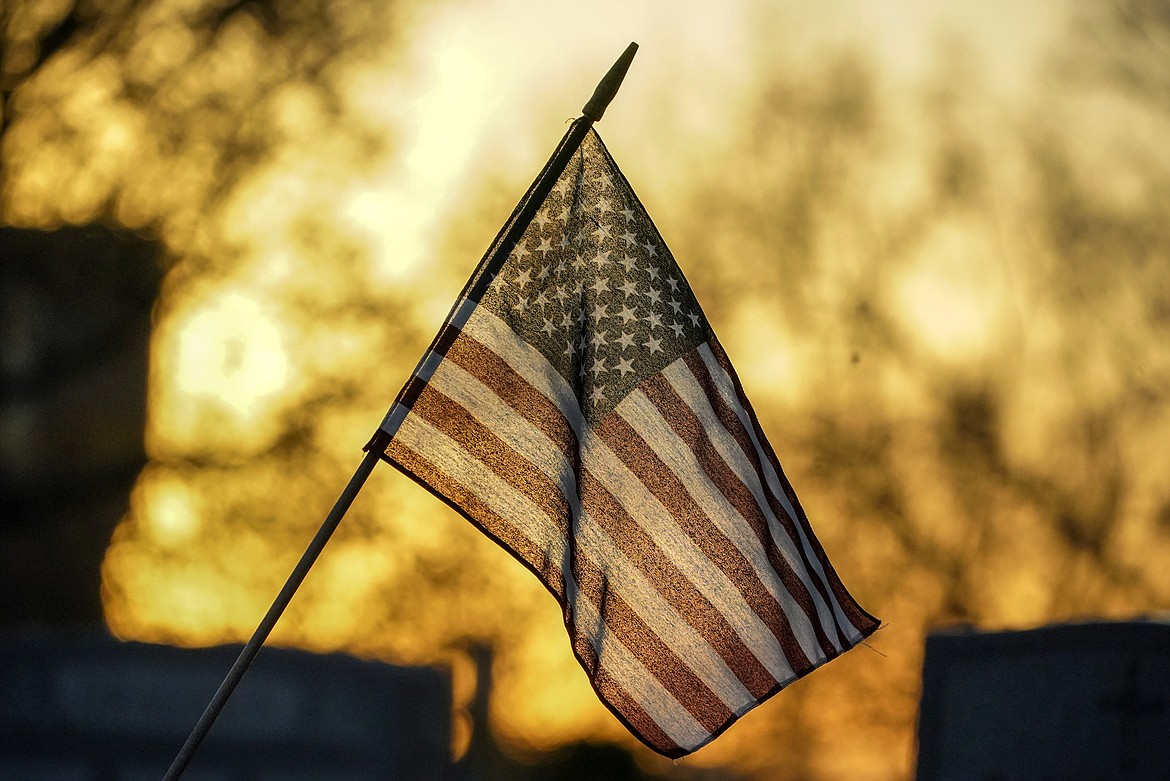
4 0 1170 777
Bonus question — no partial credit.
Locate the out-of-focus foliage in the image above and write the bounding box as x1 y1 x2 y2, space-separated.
1 0 410 234
657 8 1170 777
4 1 1170 779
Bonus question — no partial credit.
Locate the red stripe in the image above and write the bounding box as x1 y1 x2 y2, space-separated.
682 347 850 649
703 338 878 640
384 439 565 600
680 350 806 556
411 385 570 529
640 371 838 663
443 332 580 464
593 412 815 675
573 552 735 733
577 470 779 697
402 377 736 744
398 386 570 597
571 631 686 758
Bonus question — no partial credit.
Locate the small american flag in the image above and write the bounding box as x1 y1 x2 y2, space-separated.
373 127 878 757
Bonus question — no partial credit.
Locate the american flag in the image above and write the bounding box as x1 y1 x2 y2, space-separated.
373 127 878 757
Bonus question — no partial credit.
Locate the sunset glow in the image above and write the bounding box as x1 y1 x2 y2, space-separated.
4 0 1169 777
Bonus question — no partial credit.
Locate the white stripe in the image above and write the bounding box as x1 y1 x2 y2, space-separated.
617 385 823 665
573 588 711 750
462 307 586 436
380 402 410 437
429 321 760 711
393 414 566 583
576 508 759 712
379 300 479 436
423 356 581 605
660 358 844 650
458 306 588 609
579 423 797 682
697 344 863 645
426 359 570 495
462 308 798 682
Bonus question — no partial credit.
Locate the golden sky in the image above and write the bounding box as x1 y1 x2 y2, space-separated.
5 0 1170 777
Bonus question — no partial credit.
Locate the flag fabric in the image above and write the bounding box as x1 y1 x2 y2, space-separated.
373 126 879 757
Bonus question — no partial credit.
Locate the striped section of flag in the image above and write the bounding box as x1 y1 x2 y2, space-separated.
374 127 878 757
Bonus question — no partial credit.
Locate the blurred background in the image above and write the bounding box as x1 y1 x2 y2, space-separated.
3 0 1170 778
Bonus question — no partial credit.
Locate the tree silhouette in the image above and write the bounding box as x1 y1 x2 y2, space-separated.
3 1 1170 779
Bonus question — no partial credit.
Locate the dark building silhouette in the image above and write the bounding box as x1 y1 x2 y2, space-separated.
0 225 692 781
0 630 452 780
1 225 161 625
917 620 1170 780
0 227 454 779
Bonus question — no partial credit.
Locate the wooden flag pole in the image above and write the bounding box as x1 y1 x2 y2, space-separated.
161 41 637 780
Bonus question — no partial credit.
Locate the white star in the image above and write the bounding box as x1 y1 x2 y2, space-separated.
669 320 684 337
591 355 607 375
589 384 608 404
536 237 554 254
688 312 702 327
643 241 659 258
563 340 577 358
645 266 660 282
619 279 639 297
561 311 575 328
621 207 636 221
541 318 557 336
617 304 637 324
596 197 612 214
590 277 610 295
592 329 611 347
646 287 662 306
515 296 530 313
616 331 636 350
533 291 549 309
667 298 682 314
646 335 663 355
591 303 610 322
533 212 549 230
615 357 635 377
515 269 532 290
590 251 609 268
593 224 611 242
620 255 639 273
647 312 662 330
666 275 680 292
620 231 637 247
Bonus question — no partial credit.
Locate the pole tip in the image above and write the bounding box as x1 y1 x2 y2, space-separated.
581 42 639 122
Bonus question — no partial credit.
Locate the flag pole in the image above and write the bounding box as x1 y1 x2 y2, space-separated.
161 442 383 781
471 40 639 298
160 41 638 781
